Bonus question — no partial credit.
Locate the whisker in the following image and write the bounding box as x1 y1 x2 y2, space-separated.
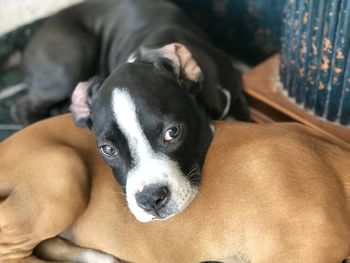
186 165 199 178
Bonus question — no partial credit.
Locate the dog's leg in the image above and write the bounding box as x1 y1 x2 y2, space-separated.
11 19 99 125
0 147 90 262
0 191 87 262
0 190 44 261
35 237 122 263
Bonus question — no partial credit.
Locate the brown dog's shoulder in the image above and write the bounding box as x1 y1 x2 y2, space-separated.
211 121 303 152
210 121 350 174
212 120 348 150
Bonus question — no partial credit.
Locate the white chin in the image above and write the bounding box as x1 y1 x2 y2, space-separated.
132 211 175 223
133 212 155 223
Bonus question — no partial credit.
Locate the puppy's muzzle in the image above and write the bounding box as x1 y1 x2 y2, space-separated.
135 184 170 218
126 158 198 222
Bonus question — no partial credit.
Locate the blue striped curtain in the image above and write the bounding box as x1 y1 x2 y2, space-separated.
281 0 350 125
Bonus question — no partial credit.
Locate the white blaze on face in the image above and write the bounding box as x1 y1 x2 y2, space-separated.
111 89 198 222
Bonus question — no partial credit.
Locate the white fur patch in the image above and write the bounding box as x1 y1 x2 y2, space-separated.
111 89 198 222
127 52 137 63
219 87 231 120
76 250 120 263
210 123 215 134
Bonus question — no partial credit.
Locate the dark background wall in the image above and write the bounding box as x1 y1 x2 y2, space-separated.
171 0 286 64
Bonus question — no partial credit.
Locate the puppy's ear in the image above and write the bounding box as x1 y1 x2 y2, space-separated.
69 77 102 128
130 43 203 95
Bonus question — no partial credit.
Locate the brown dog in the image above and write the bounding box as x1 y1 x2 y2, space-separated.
1 114 350 263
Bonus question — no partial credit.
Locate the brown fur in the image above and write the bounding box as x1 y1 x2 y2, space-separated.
1 114 350 263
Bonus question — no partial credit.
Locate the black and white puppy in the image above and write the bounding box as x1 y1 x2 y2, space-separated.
12 0 249 124
71 59 214 222
14 0 250 222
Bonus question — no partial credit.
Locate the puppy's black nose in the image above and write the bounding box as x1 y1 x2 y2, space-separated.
135 184 170 215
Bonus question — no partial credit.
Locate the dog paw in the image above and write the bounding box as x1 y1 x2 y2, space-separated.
10 96 48 125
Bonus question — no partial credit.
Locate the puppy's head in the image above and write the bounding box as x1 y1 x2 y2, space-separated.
70 44 213 222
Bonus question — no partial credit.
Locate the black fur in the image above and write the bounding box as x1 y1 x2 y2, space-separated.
12 0 250 125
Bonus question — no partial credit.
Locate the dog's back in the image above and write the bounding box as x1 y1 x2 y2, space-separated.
60 119 350 262
1 116 350 262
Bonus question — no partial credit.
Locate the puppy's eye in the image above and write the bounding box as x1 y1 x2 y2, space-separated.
99 145 118 157
164 126 181 141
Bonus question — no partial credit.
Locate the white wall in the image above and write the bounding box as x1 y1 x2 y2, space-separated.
0 0 84 35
